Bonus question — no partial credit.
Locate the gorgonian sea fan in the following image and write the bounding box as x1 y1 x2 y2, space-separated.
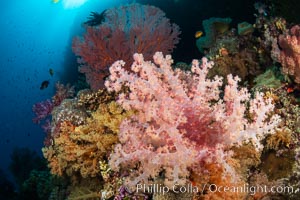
105 52 280 188
73 3 181 90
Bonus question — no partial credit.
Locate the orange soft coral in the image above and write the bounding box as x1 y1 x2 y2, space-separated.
42 101 133 179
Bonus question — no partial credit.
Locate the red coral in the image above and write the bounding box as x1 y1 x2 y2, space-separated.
72 3 180 90
278 25 300 83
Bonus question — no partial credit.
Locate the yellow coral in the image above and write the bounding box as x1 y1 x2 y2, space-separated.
266 128 292 150
261 150 294 180
231 143 261 177
42 101 133 179
274 18 286 32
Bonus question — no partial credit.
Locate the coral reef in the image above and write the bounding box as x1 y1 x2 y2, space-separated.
208 52 250 82
198 21 272 84
237 22 254 36
247 171 283 200
52 99 88 127
67 178 102 200
42 100 133 179
231 143 261 177
196 17 232 53
261 150 294 180
253 69 282 89
33 82 75 139
37 2 300 199
52 82 75 106
266 128 292 150
77 89 116 112
248 83 300 199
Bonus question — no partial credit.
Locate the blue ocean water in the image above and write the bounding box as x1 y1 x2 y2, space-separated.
0 0 128 185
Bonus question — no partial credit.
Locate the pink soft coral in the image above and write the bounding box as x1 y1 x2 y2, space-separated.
105 52 280 188
73 3 180 90
278 25 300 83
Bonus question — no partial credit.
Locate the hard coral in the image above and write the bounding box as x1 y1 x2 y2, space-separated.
77 89 116 112
73 3 181 90
52 99 88 128
105 52 280 190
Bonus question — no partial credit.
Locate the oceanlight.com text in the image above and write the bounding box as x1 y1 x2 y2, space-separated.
136 183 297 196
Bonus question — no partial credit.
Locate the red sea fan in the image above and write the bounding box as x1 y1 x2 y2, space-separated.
72 3 181 90
73 26 130 91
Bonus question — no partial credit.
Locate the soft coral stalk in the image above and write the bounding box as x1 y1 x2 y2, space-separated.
105 52 280 188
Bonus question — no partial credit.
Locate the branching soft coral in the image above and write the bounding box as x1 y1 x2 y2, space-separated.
32 99 54 124
105 52 280 189
72 3 180 90
42 101 133 179
278 25 300 83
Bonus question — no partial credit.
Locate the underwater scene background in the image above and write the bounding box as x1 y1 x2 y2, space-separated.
1 0 300 199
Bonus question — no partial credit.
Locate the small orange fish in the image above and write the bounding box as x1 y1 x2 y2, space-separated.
287 87 294 93
195 31 203 39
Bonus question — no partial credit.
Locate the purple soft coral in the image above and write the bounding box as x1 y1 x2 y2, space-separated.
32 99 54 124
114 185 148 200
